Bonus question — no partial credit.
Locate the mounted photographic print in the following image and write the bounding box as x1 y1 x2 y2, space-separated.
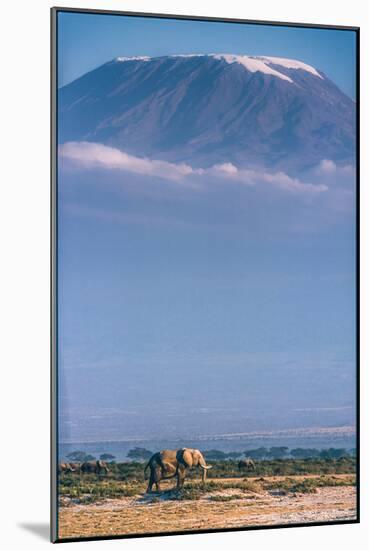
51 7 359 542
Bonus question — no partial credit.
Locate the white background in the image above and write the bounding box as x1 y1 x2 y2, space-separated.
0 0 367 548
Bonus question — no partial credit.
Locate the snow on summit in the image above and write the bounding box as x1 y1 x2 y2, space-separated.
259 56 323 79
212 54 293 82
116 56 151 62
114 53 323 83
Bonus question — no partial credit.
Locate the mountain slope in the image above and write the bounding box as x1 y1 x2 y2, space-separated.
58 54 355 173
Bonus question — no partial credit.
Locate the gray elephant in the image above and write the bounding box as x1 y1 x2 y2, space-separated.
144 448 212 493
81 460 109 475
238 458 256 471
58 462 75 474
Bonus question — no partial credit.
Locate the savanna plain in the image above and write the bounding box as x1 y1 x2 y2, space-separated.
58 453 357 539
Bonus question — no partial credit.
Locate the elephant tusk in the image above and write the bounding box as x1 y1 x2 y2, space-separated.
200 464 212 469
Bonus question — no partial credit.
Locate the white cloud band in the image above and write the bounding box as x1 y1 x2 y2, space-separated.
59 141 196 182
59 141 328 195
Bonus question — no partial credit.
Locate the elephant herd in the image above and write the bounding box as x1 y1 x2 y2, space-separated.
59 449 256 494
58 460 109 475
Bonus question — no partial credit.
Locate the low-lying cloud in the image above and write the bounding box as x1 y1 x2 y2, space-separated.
210 163 328 194
317 158 354 176
59 141 328 195
59 141 195 182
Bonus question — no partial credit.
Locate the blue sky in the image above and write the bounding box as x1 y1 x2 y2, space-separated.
57 11 357 97
57 11 357 443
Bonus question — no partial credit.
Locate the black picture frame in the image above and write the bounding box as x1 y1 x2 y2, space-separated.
51 6 360 543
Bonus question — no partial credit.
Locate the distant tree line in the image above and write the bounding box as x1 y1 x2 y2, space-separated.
66 451 117 463
199 447 355 460
64 446 356 463
243 447 356 460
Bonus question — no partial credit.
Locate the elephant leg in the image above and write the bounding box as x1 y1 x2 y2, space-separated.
154 466 162 492
176 473 185 489
176 466 186 489
146 470 155 493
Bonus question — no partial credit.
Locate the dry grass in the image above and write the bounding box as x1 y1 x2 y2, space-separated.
58 482 357 539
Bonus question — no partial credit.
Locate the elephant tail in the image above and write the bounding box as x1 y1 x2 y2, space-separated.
144 460 151 480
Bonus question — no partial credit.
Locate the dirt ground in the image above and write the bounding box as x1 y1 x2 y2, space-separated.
58 475 357 539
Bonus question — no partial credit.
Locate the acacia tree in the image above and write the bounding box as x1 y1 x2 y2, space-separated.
246 447 268 460
66 451 96 462
226 452 242 459
100 453 116 462
203 449 227 460
267 447 289 459
320 448 348 459
290 448 320 459
127 447 152 461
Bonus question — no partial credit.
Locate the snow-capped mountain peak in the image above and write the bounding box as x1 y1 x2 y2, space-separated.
60 53 354 173
114 53 323 83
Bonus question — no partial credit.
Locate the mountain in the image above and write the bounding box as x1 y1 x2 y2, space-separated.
58 54 355 173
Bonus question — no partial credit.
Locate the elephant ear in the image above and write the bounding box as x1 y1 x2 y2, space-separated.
182 449 193 468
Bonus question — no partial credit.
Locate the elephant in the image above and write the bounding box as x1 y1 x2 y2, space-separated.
80 460 109 475
58 462 75 474
238 458 256 471
144 448 212 493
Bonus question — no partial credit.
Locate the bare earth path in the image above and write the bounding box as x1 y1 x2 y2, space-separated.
58 476 356 539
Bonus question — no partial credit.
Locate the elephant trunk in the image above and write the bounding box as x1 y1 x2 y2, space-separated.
199 457 212 483
201 465 207 483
